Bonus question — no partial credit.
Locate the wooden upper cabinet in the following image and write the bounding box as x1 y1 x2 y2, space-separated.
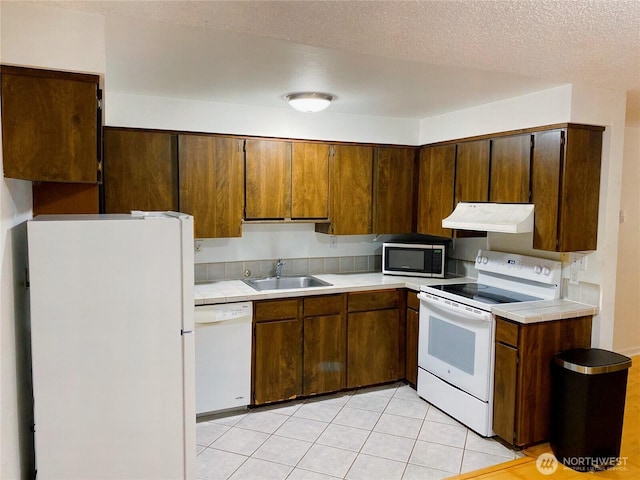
490 134 532 203
245 139 291 219
531 126 603 251
179 135 244 238
103 129 178 213
291 142 330 219
317 145 373 235
1 66 100 183
373 147 416 234
416 145 455 237
455 140 490 204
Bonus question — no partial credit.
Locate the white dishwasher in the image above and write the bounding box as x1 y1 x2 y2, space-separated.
195 302 252 415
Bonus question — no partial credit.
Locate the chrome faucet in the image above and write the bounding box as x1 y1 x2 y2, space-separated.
275 258 285 279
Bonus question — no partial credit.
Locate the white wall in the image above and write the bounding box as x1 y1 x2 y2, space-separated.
0 3 106 478
614 127 640 356
106 92 419 146
419 84 628 351
418 84 573 144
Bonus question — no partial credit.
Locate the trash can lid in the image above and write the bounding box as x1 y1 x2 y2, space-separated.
554 348 632 375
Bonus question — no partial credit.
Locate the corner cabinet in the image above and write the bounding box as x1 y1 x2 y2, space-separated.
493 316 592 447
179 135 244 238
531 125 604 252
1 66 101 183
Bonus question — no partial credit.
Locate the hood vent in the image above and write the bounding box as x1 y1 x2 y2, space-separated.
442 202 534 233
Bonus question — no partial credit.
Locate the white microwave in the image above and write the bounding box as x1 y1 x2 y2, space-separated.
382 242 446 278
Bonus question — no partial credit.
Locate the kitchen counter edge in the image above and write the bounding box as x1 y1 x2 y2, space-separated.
194 273 466 305
194 273 599 324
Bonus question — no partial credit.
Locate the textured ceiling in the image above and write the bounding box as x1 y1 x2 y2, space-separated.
44 0 640 124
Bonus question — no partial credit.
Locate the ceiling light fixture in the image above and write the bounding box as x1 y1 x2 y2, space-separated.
284 92 334 113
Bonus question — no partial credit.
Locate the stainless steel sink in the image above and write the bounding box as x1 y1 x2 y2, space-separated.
243 275 333 291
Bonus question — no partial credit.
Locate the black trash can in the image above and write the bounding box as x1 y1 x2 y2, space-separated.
551 348 632 472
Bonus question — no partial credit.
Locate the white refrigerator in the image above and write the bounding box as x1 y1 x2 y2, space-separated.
27 212 196 480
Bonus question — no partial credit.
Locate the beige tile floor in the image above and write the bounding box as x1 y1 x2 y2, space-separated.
196 383 521 480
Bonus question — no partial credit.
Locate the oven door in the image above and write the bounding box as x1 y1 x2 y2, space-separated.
418 292 494 401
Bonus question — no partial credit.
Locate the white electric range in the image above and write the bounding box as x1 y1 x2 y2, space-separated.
417 249 562 436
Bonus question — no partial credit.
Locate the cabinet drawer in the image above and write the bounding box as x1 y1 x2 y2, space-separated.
495 317 519 347
407 290 420 311
348 290 399 312
304 294 344 317
254 299 299 322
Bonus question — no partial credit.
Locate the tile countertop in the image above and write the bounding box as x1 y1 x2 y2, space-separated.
194 272 599 324
194 272 470 305
492 299 599 324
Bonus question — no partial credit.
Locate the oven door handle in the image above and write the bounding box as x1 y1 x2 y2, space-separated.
418 292 493 323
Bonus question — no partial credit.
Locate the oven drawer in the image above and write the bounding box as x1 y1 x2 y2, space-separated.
495 318 519 347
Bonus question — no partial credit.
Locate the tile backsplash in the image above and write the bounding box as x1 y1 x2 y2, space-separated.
195 255 382 283
195 254 477 283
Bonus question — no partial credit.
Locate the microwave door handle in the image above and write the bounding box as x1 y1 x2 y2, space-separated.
418 292 492 323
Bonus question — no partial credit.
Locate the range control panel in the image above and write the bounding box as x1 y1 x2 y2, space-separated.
475 249 562 286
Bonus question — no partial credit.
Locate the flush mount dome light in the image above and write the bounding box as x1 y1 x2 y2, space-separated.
284 92 334 113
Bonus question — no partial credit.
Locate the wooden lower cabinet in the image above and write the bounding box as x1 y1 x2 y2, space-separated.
347 290 406 388
253 295 346 405
252 299 302 405
252 290 406 404
405 291 420 387
492 315 592 447
303 295 347 395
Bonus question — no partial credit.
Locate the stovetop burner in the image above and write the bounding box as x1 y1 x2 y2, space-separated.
427 283 542 305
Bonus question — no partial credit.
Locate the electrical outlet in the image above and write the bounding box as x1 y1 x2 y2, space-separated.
570 268 580 285
194 240 202 253
329 235 337 249
570 253 587 270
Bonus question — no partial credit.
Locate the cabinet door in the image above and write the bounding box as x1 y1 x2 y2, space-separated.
405 306 419 387
532 127 603 252
320 145 373 235
33 183 99 215
493 342 518 445
455 140 489 203
303 314 346 395
179 135 244 238
531 130 562 251
291 143 330 219
490 135 531 203
373 147 416 234
559 127 602 251
253 318 303 404
103 129 178 213
347 309 400 388
2 66 99 182
416 145 455 237
245 139 291 219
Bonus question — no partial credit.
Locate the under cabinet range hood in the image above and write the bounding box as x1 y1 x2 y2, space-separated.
442 202 534 233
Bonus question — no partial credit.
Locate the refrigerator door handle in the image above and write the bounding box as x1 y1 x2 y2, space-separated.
181 329 193 335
